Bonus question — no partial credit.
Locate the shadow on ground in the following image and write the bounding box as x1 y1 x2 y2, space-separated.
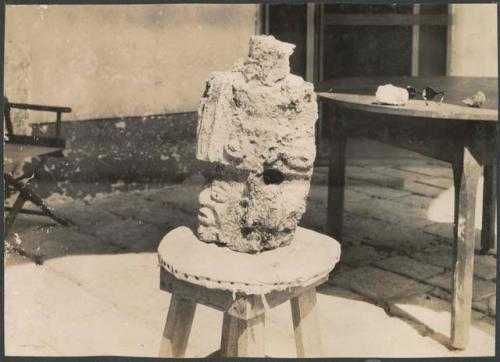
5 158 496 354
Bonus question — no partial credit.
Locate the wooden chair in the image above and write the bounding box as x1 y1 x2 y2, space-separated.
4 97 73 236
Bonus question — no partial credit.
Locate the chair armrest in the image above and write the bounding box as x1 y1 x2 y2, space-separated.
4 98 72 139
7 102 72 113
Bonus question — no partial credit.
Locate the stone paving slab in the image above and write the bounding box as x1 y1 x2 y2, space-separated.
329 262 354 277
423 223 454 242
428 288 496 317
347 165 450 198
54 199 122 228
346 165 406 189
6 212 58 232
329 265 433 302
413 248 497 280
403 180 447 198
345 195 433 229
394 193 434 210
344 214 443 253
396 165 453 179
134 201 198 231
341 245 386 267
6 225 120 263
370 166 453 190
473 254 498 281
412 248 455 269
345 184 412 200
91 190 155 219
427 272 496 302
413 177 452 191
373 256 445 281
92 218 166 252
144 183 203 215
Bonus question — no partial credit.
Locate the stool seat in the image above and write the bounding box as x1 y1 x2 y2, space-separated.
158 226 341 295
158 226 341 358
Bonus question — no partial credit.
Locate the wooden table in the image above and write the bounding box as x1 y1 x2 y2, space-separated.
317 76 498 350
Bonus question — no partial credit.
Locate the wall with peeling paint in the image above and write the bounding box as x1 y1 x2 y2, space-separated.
5 4 259 129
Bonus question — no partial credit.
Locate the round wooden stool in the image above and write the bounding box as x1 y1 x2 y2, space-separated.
157 226 341 358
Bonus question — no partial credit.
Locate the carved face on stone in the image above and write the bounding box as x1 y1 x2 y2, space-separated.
195 35 317 253
197 168 311 253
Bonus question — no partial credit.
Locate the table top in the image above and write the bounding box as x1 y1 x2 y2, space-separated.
318 93 498 122
158 226 341 295
317 76 498 122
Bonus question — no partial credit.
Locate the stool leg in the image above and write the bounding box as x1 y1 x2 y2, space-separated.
291 288 323 357
220 312 265 357
159 295 197 357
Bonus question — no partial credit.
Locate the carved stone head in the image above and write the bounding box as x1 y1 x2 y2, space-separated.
196 35 317 253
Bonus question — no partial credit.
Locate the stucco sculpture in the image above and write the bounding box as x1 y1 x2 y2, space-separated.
196 35 318 253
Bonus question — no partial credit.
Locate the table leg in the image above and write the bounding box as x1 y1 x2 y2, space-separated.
327 133 346 239
481 164 496 253
159 295 197 357
451 147 481 349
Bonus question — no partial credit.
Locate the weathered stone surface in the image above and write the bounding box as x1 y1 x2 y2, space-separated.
196 35 317 176
195 35 317 253
197 166 311 252
374 256 445 281
238 35 295 86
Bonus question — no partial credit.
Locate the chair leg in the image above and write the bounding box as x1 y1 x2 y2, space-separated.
4 173 71 226
291 288 323 357
159 295 197 358
220 311 265 357
4 193 28 237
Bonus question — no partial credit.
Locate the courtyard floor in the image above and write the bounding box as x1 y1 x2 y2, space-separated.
4 140 496 357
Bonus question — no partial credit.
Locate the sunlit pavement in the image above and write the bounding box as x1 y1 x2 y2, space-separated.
4 141 496 357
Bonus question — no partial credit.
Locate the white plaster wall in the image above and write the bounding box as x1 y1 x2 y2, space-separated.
448 4 498 77
4 4 259 123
